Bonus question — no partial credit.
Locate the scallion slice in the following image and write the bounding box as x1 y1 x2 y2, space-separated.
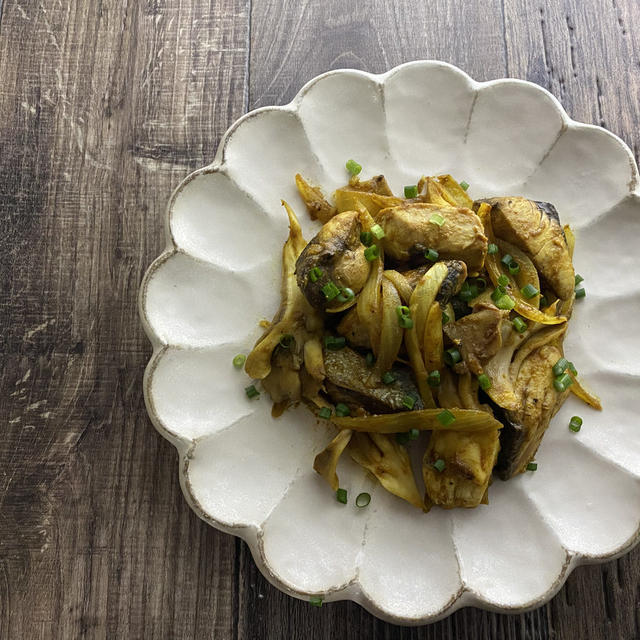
512 316 527 333
402 394 416 410
309 597 323 607
335 403 350 417
364 244 379 261
501 253 513 267
497 274 509 287
477 373 492 391
539 295 548 308
459 180 470 191
575 286 586 298
575 274 584 286
318 407 332 420
444 348 461 366
371 223 385 239
336 487 348 503
508 260 520 275
427 370 441 387
526 462 538 471
382 371 396 384
346 159 362 175
491 286 506 303
553 372 573 392
279 333 294 348
404 184 418 198
521 283 539 299
552 357 569 377
475 277 487 292
360 231 373 246
355 492 371 508
396 305 413 329
441 311 449 325
425 248 439 262
437 409 456 426
324 335 346 350
433 458 446 472
495 295 516 310
336 287 355 303
569 416 583 432
321 281 341 300
309 266 323 283
429 213 445 226
233 354 246 368
487 243 499 255
245 384 260 399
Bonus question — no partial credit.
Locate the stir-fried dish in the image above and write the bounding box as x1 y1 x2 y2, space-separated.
240 165 601 511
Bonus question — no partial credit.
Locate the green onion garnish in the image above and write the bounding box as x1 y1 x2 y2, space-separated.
475 277 487 292
336 487 348 503
396 305 413 329
365 351 375 367
371 223 385 240
497 274 509 287
309 266 323 283
487 243 499 255
459 180 470 191
444 348 461 366
437 409 456 426
309 596 323 607
233 354 246 368
553 372 573 392
346 159 362 176
491 286 507 303
539 295 548 308
245 384 260 399
458 282 479 302
574 287 586 298
569 416 583 432
441 311 449 325
508 260 520 275
429 213 445 226
552 357 569 377
404 184 418 198
279 334 294 348
495 295 516 310
336 287 355 303
364 244 379 261
427 370 441 387
382 371 396 384
477 373 492 391
318 407 332 420
324 335 346 350
335 403 350 417
521 284 539 299
575 274 584 286
360 231 373 246
321 281 341 300
425 248 439 262
512 317 527 333
501 254 513 267
408 428 420 440
526 462 538 471
402 395 416 410
355 492 371 508
568 362 578 375
433 458 446 472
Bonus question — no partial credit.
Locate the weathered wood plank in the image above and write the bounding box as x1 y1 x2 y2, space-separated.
0 0 249 638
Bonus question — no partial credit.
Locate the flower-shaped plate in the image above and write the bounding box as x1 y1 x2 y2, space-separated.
139 61 640 624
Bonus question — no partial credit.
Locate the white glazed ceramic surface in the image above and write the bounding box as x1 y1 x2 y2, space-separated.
139 61 640 624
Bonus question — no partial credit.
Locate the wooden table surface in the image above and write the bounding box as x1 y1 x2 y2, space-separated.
1 0 639 637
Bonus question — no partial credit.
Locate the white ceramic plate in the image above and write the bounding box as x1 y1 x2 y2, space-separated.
139 61 640 625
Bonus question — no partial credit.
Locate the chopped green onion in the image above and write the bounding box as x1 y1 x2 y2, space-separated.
568 361 578 375
437 409 456 426
495 295 516 310
512 317 527 333
336 488 348 503
433 458 446 472
408 428 420 440
425 248 439 262
539 295 548 308
371 224 385 240
429 213 445 226
324 335 346 350
574 286 586 298
475 277 487 291
501 254 513 268
360 231 373 246
355 492 371 508
487 243 499 255
508 260 520 275
336 287 355 303
321 281 341 300
364 244 379 261
497 274 509 287
404 184 418 198
575 274 584 286
441 311 449 325
444 348 461 366
552 357 569 377
526 462 538 471
477 373 492 391
459 180 470 191
335 403 350 417
569 416 583 432
245 384 260 399
396 305 413 329
402 394 416 410
521 284 539 299
491 286 506 303
427 370 441 387
309 266 324 283
365 351 375 367
554 372 573 392
318 407 332 420
279 334 294 348
233 354 246 368
309 596 323 607
458 287 478 302
382 371 396 385
346 159 362 176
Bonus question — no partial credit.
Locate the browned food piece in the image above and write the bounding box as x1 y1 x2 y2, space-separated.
378 202 487 273
323 346 422 414
480 197 575 299
495 344 567 479
347 174 394 196
336 306 371 349
295 174 337 223
443 302 507 375
295 211 370 311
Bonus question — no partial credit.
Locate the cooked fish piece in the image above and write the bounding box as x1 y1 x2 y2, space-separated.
423 427 500 509
323 346 423 414
396 260 467 304
495 344 567 479
480 197 575 299
378 202 487 273
295 211 370 311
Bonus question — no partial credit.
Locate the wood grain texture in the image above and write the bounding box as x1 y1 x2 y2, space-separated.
0 0 639 638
